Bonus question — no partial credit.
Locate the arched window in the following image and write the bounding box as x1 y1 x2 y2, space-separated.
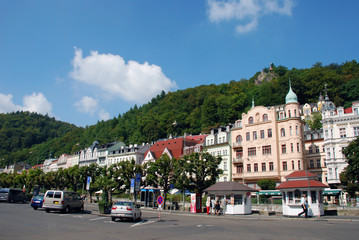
263 114 268 122
280 112 284 119
290 126 292 135
288 110 291 118
236 135 242 143
248 117 254 124
294 109 297 117
281 128 286 137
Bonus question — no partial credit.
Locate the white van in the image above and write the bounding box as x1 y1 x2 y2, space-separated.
43 190 84 213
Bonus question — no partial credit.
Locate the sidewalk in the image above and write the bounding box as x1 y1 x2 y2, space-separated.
84 203 359 222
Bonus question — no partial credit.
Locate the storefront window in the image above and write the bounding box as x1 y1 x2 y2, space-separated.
294 189 302 204
311 191 317 203
288 192 293 203
234 194 243 205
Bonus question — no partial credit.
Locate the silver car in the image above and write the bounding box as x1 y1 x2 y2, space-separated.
111 201 141 222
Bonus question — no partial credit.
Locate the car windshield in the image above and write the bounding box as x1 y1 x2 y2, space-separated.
115 202 133 206
0 189 9 193
33 195 44 200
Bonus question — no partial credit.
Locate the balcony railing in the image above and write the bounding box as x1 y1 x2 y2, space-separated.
232 173 243 179
233 157 244 163
232 142 242 148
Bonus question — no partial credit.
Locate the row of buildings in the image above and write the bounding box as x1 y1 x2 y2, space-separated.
3 82 359 190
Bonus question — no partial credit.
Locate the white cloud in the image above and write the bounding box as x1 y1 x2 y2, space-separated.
98 109 111 121
75 96 110 121
70 48 177 104
22 92 52 115
0 92 52 115
75 96 98 115
0 94 22 112
207 0 295 34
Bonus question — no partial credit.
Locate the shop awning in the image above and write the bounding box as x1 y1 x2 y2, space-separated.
256 190 281 196
323 189 342 195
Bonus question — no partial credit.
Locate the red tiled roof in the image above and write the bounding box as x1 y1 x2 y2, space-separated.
276 180 328 189
344 107 352 114
185 135 208 144
145 138 185 160
285 170 317 179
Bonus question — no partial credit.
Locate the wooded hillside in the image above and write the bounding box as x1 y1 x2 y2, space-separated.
1 60 358 167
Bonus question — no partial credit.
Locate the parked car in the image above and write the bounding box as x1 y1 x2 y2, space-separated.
0 188 26 203
30 194 44 210
111 201 141 222
42 190 84 213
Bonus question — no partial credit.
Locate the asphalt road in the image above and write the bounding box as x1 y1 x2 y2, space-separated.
0 202 358 240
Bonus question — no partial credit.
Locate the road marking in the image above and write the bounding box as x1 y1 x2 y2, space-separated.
131 220 155 227
89 217 107 221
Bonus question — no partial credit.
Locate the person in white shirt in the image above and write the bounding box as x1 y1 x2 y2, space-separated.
298 194 308 218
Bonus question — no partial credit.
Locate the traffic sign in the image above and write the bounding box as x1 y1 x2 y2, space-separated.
130 178 135 193
157 196 163 205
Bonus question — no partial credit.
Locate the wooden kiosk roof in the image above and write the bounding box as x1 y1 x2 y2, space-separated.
205 181 258 195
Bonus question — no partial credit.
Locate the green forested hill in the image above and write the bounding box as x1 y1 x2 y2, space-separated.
1 60 359 167
0 112 82 166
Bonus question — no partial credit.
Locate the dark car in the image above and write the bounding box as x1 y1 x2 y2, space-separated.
30 194 44 210
0 188 26 203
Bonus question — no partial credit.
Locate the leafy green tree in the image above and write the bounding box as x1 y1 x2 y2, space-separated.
257 179 276 190
114 159 143 195
146 154 175 209
305 111 322 130
184 152 222 195
341 137 359 197
172 157 191 210
94 166 117 203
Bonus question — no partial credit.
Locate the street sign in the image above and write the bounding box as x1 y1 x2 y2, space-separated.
135 173 141 192
157 195 163 205
86 176 91 191
130 178 135 194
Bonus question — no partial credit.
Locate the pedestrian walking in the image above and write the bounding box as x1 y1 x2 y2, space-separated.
206 197 211 215
298 194 308 218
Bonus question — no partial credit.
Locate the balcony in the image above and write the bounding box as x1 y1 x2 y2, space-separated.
233 156 244 164
232 172 244 179
232 142 243 148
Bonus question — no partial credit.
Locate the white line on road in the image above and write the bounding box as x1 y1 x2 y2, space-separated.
89 217 107 221
131 220 155 227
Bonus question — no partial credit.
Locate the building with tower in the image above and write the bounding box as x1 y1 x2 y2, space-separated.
231 80 305 188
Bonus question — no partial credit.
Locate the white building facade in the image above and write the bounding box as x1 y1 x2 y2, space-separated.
205 126 232 182
322 100 359 186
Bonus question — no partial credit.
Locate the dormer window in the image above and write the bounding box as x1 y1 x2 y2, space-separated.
263 114 268 121
249 117 254 124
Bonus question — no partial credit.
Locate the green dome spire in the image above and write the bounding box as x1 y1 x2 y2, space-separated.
285 78 298 104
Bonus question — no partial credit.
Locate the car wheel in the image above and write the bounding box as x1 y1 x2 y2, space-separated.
80 205 84 212
45 209 50 213
111 217 116 222
33 207 38 210
133 215 136 222
62 206 70 214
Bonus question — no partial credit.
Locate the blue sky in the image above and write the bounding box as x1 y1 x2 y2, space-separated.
1 0 358 127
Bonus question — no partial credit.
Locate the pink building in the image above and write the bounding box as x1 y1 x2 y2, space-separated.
231 81 305 188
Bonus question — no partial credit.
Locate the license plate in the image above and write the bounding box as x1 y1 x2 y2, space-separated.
35 201 40 203
54 201 59 204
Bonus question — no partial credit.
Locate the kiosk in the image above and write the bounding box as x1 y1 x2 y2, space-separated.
276 170 328 217
140 188 160 207
205 181 258 215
